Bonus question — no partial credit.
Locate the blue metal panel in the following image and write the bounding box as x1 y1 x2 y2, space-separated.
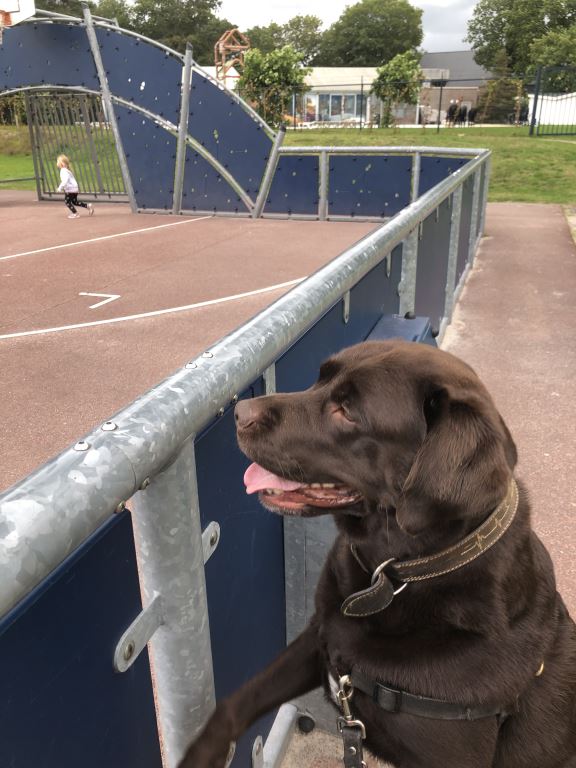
182 147 248 213
276 250 402 391
189 74 271 199
418 155 469 197
116 104 175 209
195 386 285 767
96 28 181 123
265 155 319 215
0 512 162 768
0 23 99 90
328 155 412 218
413 196 452 331
367 314 437 346
456 175 474 283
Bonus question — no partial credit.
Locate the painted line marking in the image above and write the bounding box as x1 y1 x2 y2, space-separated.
0 278 306 341
79 292 121 309
0 216 213 262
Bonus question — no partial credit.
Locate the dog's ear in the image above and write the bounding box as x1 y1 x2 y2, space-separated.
395 383 516 536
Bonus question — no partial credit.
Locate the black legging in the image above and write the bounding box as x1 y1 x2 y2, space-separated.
64 193 89 213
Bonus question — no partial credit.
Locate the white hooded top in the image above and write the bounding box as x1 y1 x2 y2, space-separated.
58 167 79 193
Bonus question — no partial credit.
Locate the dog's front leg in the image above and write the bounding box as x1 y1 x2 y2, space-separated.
178 621 322 768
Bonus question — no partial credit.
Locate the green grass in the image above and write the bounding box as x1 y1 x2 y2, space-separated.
284 126 576 204
2 124 575 203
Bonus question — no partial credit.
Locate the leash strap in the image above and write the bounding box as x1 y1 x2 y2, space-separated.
337 675 367 768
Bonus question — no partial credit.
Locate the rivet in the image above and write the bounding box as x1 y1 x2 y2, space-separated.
140 477 151 490
210 530 219 547
185 362 197 369
231 394 239 404
217 407 225 417
202 351 213 358
123 640 135 661
73 440 90 452
101 421 117 431
348 746 357 755
115 501 127 514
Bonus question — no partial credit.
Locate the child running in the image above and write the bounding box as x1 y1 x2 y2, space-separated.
56 155 94 219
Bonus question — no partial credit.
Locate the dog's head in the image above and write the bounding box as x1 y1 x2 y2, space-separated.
235 340 517 535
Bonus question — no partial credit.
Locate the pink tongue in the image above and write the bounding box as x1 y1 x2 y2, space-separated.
244 462 303 495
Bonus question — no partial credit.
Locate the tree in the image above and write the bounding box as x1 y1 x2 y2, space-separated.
38 0 96 17
476 50 525 123
530 25 576 91
466 0 576 76
237 45 310 126
130 0 220 46
315 0 422 67
244 22 284 54
282 16 324 64
244 16 323 64
371 50 422 126
96 0 134 28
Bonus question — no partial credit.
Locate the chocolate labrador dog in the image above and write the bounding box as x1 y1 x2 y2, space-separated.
179 340 576 768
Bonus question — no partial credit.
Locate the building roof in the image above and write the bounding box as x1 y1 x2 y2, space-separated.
420 51 491 87
304 67 380 91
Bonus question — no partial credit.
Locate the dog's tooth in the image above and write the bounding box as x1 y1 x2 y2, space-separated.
310 483 322 489
322 483 336 489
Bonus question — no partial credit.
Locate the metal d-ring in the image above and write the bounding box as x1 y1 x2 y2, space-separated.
371 558 408 595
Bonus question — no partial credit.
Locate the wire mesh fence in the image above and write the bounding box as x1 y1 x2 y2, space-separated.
24 91 126 199
529 65 576 137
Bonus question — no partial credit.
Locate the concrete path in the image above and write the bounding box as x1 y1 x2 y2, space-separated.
280 202 576 767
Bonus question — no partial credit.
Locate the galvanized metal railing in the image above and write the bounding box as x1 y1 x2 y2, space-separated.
0 146 490 768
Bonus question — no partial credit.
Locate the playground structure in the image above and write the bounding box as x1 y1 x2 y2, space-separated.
214 28 249 85
0 10 492 768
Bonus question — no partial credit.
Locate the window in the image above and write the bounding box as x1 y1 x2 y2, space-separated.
331 95 342 119
343 95 355 120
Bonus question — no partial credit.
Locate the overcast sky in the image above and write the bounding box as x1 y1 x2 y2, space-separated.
217 0 476 53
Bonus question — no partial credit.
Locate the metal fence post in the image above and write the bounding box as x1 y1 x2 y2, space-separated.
442 186 463 326
173 44 193 215
130 438 216 767
477 155 491 244
252 125 285 218
24 93 43 201
468 169 482 265
398 227 419 316
83 4 138 212
529 66 543 137
411 151 421 203
318 151 329 220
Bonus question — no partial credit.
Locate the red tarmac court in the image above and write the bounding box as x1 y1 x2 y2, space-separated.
0 191 376 491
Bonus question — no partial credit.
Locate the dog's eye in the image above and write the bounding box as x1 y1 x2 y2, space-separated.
332 401 355 423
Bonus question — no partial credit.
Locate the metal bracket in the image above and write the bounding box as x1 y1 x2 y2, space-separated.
385 252 392 278
264 363 277 395
114 592 163 673
202 521 221 563
252 735 264 768
343 291 351 324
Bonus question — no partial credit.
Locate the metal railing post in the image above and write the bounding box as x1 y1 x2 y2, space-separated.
477 156 491 243
130 438 216 767
529 66 543 137
252 125 286 218
24 93 43 201
318 151 329 220
398 227 419 317
173 44 193 215
468 169 482 266
82 4 138 212
442 186 463 327
411 151 421 202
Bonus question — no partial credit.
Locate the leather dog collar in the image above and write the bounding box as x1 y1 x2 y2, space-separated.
342 479 519 617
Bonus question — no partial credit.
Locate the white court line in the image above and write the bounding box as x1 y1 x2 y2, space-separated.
0 216 213 262
0 278 306 341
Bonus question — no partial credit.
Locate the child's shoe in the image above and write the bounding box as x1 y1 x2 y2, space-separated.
88 204 94 216
67 213 80 219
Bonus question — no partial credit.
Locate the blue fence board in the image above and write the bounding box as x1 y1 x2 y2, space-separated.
189 74 271 200
195 383 285 768
419 155 469 197
0 24 99 90
265 155 319 215
0 512 161 768
116 105 176 209
182 147 247 212
328 155 412 218
413 196 452 330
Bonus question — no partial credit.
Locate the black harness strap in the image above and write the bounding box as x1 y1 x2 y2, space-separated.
351 668 517 723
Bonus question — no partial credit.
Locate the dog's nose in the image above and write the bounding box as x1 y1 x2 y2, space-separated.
235 399 266 430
